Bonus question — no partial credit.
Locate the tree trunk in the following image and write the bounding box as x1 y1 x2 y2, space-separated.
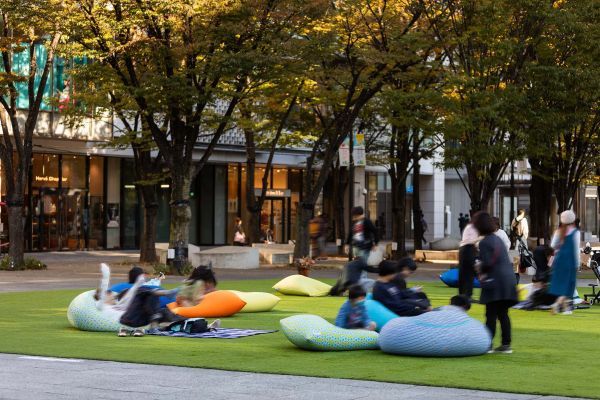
529 161 553 244
169 172 192 249
139 187 158 263
294 205 313 259
7 204 25 267
392 179 407 258
333 165 347 253
413 150 424 250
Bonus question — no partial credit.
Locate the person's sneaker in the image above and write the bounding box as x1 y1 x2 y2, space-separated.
561 310 573 315
132 329 145 337
493 345 513 354
118 327 129 337
486 346 495 354
208 319 221 330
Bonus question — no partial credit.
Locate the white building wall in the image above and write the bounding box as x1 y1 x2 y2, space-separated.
420 165 446 242
444 172 471 240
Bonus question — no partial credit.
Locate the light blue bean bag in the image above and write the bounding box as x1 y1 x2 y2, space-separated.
439 268 481 289
67 290 123 332
280 314 379 351
379 306 491 357
364 296 398 332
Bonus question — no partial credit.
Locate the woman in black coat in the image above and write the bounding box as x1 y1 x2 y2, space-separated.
473 211 518 354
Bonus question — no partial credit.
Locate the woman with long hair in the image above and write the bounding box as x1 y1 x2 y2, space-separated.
473 211 518 354
549 210 580 315
175 265 218 307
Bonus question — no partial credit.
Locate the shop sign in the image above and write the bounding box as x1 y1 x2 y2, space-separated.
339 133 366 167
35 175 67 183
255 189 291 198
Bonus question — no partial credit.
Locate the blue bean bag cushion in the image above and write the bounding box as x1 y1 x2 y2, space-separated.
379 306 491 357
67 290 123 332
280 314 379 351
364 294 398 332
110 283 176 308
439 268 481 289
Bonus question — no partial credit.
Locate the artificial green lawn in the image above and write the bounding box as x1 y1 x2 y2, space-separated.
1 279 599 398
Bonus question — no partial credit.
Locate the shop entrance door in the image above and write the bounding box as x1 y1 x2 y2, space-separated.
260 198 288 243
60 188 87 250
31 188 87 250
31 188 60 251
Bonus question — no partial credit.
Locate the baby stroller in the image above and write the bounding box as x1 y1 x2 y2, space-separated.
583 244 600 305
517 237 537 277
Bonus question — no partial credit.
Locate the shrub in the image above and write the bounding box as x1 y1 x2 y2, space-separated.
153 261 193 276
0 256 47 271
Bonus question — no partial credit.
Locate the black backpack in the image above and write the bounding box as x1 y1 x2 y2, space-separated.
166 318 208 334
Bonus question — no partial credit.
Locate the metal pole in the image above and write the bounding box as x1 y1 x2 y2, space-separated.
348 133 354 261
510 160 515 248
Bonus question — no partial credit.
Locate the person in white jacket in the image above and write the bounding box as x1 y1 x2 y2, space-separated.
511 209 529 244
493 217 511 252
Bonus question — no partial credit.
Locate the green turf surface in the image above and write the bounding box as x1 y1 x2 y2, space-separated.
0 279 599 398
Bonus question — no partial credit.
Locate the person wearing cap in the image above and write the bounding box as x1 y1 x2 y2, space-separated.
372 260 431 316
548 210 580 315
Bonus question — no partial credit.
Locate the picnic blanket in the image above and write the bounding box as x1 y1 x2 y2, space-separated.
147 328 277 339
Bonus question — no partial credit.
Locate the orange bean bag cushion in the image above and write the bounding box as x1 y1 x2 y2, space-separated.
167 290 246 318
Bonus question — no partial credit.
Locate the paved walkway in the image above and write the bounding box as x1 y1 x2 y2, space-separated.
0 250 451 292
0 354 587 400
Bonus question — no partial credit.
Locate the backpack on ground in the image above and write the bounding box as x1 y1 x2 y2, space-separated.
165 318 208 334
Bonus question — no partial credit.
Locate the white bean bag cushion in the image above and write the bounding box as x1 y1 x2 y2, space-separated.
228 290 280 312
280 314 379 351
272 275 332 297
67 290 123 332
379 306 491 357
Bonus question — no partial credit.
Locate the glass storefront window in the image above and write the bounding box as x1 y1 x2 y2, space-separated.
227 164 239 244
32 154 60 188
88 157 104 249
254 166 271 189
62 155 86 189
273 168 287 189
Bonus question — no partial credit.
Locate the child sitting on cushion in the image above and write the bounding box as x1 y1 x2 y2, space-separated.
389 258 431 310
175 265 218 307
334 284 376 331
373 261 431 316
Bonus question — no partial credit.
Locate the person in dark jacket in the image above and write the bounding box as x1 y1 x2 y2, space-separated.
372 260 430 316
473 211 518 354
459 216 479 299
330 207 379 295
346 206 379 261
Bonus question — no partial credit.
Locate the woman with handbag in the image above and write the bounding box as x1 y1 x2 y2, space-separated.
473 211 518 354
233 217 246 246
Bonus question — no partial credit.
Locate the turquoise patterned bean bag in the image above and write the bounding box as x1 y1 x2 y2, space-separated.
364 294 398 331
67 290 123 332
378 306 491 357
280 314 379 351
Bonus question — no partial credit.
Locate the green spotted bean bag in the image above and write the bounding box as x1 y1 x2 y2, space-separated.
67 290 123 332
272 275 332 297
280 314 379 351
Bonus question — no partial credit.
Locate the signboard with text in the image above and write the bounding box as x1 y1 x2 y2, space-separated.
339 133 366 167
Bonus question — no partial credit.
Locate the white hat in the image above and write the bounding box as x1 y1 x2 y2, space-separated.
560 210 576 225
